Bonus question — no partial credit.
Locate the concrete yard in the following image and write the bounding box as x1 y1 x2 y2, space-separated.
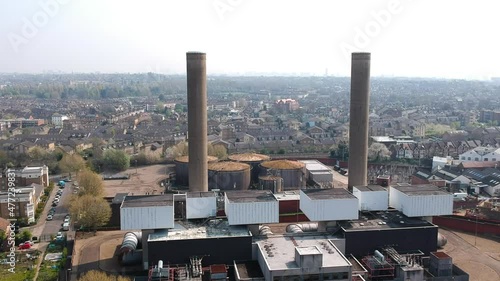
439 228 500 280
103 164 173 198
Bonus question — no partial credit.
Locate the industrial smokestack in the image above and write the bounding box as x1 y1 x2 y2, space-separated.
348 52 371 191
187 52 208 192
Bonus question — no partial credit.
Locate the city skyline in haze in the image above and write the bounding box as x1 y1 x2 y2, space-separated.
1 0 499 80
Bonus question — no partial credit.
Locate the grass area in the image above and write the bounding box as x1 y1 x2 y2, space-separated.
0 250 40 281
37 262 60 281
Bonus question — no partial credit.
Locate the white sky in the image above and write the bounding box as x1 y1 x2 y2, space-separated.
0 0 499 79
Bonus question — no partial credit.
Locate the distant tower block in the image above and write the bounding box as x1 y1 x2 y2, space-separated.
187 52 208 192
348 52 371 190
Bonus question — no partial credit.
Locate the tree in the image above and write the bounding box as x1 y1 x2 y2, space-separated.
102 149 130 171
59 153 86 177
78 270 131 281
330 143 349 160
27 146 48 162
0 230 6 245
208 144 228 160
166 141 189 158
70 195 111 231
368 143 391 161
76 169 104 197
15 229 32 243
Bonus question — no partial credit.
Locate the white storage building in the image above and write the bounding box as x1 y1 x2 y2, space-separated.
120 194 175 230
224 190 279 225
186 192 217 219
352 185 388 211
299 160 334 186
389 185 453 217
300 189 358 221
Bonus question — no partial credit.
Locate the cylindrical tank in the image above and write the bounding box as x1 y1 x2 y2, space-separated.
208 161 251 190
260 160 306 190
175 155 218 186
258 175 283 193
228 153 271 185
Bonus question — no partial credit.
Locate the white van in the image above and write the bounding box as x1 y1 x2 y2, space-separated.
62 222 70 231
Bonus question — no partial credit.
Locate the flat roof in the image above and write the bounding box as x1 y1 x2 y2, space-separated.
187 191 217 198
121 194 173 208
392 185 451 196
225 190 277 203
273 190 300 201
255 235 351 270
296 246 322 255
299 160 332 172
112 192 129 204
148 220 250 241
340 210 435 232
301 188 357 200
353 185 386 192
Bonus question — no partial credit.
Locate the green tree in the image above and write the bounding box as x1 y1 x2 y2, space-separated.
59 153 86 178
76 169 104 197
368 143 391 161
0 230 6 245
70 195 111 231
102 149 130 171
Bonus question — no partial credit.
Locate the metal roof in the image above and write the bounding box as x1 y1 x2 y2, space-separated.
225 190 277 203
121 194 173 207
301 188 357 200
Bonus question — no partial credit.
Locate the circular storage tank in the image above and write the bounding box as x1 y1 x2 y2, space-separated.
174 155 218 186
228 153 271 185
258 175 283 193
208 161 251 190
260 160 306 190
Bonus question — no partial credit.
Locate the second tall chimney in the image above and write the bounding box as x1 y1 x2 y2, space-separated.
187 52 208 192
348 52 371 190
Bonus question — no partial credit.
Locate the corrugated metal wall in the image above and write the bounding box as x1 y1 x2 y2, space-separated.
300 191 358 221
186 196 217 219
225 197 279 225
120 206 174 230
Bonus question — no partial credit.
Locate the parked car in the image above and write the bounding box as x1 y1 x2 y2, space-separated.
63 217 70 224
46 215 53 221
24 241 34 246
55 232 64 240
64 214 70 220
52 202 58 207
18 242 31 250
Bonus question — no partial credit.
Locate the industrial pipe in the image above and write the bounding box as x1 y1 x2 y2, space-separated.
259 225 274 235
286 223 319 233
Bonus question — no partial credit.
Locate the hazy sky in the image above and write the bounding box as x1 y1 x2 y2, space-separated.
1 0 499 79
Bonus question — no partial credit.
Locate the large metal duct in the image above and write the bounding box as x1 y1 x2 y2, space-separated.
120 231 142 253
259 225 274 236
187 52 208 192
348 52 371 190
437 233 448 248
286 223 319 233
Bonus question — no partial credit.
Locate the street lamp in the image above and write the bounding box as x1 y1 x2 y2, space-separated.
67 268 72 281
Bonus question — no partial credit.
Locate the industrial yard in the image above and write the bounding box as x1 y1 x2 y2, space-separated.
103 164 171 198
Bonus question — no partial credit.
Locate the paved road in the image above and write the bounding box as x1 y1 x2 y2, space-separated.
42 182 73 236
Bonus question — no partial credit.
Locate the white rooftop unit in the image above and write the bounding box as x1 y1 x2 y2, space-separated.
300 189 358 221
225 190 279 225
310 171 334 185
186 192 217 219
120 195 175 230
389 185 453 217
352 185 388 211
299 160 334 182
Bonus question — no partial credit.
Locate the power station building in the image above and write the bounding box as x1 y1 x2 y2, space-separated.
119 53 467 281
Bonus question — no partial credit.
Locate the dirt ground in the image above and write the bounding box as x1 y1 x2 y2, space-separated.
103 164 173 197
440 228 500 280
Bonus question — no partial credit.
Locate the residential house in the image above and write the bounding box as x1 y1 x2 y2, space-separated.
459 146 500 162
0 183 44 223
0 166 49 191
